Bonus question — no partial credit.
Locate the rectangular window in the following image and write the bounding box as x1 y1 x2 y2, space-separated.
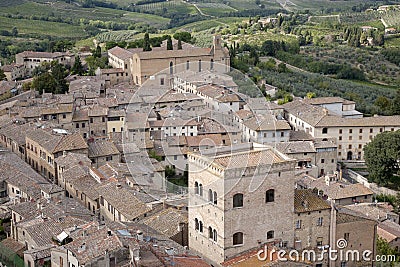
349 129 353 134
295 220 302 229
317 217 323 226
339 129 342 134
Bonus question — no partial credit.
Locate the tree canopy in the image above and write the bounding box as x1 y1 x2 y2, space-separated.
364 130 400 187
31 61 68 94
0 69 5 81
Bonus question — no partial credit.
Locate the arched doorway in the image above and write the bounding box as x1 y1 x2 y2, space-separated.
347 151 353 160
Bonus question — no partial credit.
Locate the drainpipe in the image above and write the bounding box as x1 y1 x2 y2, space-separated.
329 200 336 267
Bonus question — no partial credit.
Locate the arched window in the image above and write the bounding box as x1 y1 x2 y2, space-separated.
213 191 217 205
169 61 173 75
266 189 275 203
198 60 202 72
186 60 190 70
199 221 203 233
199 184 203 196
195 218 199 230
208 227 213 239
194 182 199 194
233 193 243 208
213 229 217 242
267 230 274 239
210 59 214 70
208 189 213 202
233 232 243 245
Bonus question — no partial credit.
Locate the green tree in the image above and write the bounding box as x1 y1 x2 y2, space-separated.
31 72 57 95
177 39 182 50
71 56 84 75
306 92 316 99
143 32 151 52
11 27 18 37
85 56 108 73
374 96 391 114
364 130 400 186
391 90 400 115
376 236 399 263
167 35 173 50
173 31 192 43
51 62 68 94
277 62 288 73
93 45 101 58
0 69 5 81
165 166 176 177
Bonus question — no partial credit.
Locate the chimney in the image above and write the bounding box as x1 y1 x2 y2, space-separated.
63 150 66 157
323 108 329 116
136 230 143 241
78 243 86 252
325 175 330 186
116 183 122 189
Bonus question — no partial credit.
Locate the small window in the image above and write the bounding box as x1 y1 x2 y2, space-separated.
339 129 342 134
195 218 199 230
267 230 274 239
194 182 199 194
295 220 302 229
233 193 243 208
322 128 328 134
213 191 217 205
321 159 325 163
266 189 274 203
160 78 165 85
209 227 213 239
213 229 217 242
317 217 323 226
208 189 213 203
359 129 363 133
349 129 353 134
233 232 243 245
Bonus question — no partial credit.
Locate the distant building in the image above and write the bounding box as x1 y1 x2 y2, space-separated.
15 51 74 77
283 98 400 161
108 35 230 85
